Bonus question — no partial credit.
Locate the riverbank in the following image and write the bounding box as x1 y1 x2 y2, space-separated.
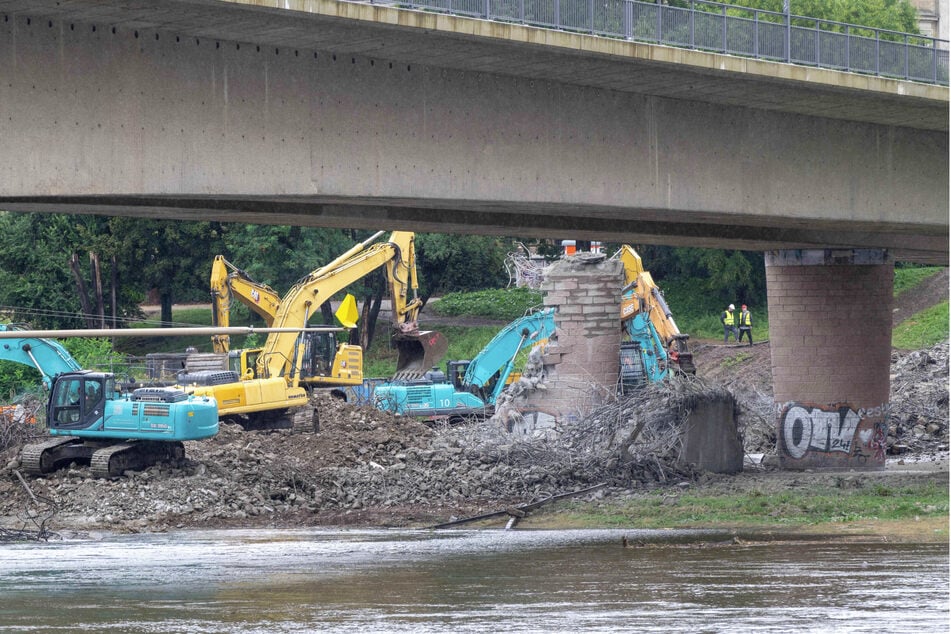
1 343 946 542
518 464 949 543
3 440 946 543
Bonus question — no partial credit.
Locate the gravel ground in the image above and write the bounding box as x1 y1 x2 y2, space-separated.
0 340 946 536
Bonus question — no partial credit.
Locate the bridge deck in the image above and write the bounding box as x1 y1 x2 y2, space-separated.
0 0 945 131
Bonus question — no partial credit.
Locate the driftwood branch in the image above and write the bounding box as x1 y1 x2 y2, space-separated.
430 482 607 529
7 469 59 541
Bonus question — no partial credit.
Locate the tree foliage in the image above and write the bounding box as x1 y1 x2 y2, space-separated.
414 233 510 301
98 216 228 325
216 224 358 295
724 0 920 34
0 213 126 329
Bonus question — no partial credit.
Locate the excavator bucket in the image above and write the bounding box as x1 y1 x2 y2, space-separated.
669 334 696 375
393 330 449 381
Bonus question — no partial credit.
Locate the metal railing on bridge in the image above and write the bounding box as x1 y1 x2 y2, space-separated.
360 0 949 86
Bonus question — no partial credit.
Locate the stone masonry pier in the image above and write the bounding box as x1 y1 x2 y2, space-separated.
509 252 743 474
520 254 624 424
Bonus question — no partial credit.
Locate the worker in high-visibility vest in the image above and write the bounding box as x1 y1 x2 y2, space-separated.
720 304 737 343
738 304 753 346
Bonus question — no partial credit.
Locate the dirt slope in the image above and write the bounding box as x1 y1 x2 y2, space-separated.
893 268 949 326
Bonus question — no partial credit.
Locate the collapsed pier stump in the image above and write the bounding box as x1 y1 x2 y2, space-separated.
511 252 623 433
504 252 744 475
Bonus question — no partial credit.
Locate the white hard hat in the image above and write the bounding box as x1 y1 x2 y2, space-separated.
728 304 735 310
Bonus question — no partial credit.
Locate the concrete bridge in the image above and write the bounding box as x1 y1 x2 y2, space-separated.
0 0 947 469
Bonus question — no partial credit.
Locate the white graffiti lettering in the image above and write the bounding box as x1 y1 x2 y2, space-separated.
775 401 890 418
780 405 862 459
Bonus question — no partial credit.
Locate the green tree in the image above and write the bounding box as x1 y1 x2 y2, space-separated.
0 212 77 328
645 246 767 307
217 224 358 294
0 212 146 329
105 217 228 326
415 233 510 301
727 0 920 34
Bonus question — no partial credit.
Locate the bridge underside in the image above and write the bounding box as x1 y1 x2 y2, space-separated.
3 195 947 264
0 1 946 472
0 1 946 264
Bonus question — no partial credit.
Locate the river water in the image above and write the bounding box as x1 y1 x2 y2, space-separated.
0 528 947 633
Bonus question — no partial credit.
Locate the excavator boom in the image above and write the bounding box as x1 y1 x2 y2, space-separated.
0 324 82 389
210 256 282 353
463 308 555 403
261 231 445 383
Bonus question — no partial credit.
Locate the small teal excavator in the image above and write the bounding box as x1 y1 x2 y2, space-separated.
372 308 556 421
0 324 219 478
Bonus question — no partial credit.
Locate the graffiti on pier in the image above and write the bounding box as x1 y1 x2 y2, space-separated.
778 402 888 469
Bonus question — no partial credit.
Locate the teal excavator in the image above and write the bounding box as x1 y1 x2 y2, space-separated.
369 244 694 421
0 324 219 477
372 308 556 421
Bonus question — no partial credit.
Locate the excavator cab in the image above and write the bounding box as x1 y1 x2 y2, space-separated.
446 360 471 391
48 371 111 430
228 348 262 380
392 329 448 381
300 331 340 377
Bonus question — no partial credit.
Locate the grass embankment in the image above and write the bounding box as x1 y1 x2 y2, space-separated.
660 279 770 341
893 301 949 350
525 477 949 542
892 267 949 350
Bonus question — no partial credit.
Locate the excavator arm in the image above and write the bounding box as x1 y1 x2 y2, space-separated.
209 231 390 355
0 324 83 389
259 231 445 384
463 308 556 404
209 256 282 353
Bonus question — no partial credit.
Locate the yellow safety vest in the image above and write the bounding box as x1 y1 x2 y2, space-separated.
740 311 751 327
723 310 735 326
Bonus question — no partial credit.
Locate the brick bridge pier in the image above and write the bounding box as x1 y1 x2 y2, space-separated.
768 249 893 471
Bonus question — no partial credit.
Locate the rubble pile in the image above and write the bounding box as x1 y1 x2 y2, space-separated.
0 380 732 531
0 345 946 533
696 343 950 459
886 343 949 457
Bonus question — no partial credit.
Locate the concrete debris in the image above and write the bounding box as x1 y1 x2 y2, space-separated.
0 344 945 533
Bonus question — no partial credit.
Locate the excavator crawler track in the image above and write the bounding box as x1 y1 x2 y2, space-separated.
291 406 319 433
234 409 294 432
90 441 185 479
20 436 88 475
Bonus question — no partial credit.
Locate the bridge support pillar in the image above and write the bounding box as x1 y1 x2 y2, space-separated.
766 249 893 471
506 254 623 433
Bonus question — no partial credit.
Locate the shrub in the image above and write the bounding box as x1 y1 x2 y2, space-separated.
429 287 543 321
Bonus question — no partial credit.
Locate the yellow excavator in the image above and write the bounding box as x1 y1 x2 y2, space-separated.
182 231 447 431
206 232 390 391
616 245 695 386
